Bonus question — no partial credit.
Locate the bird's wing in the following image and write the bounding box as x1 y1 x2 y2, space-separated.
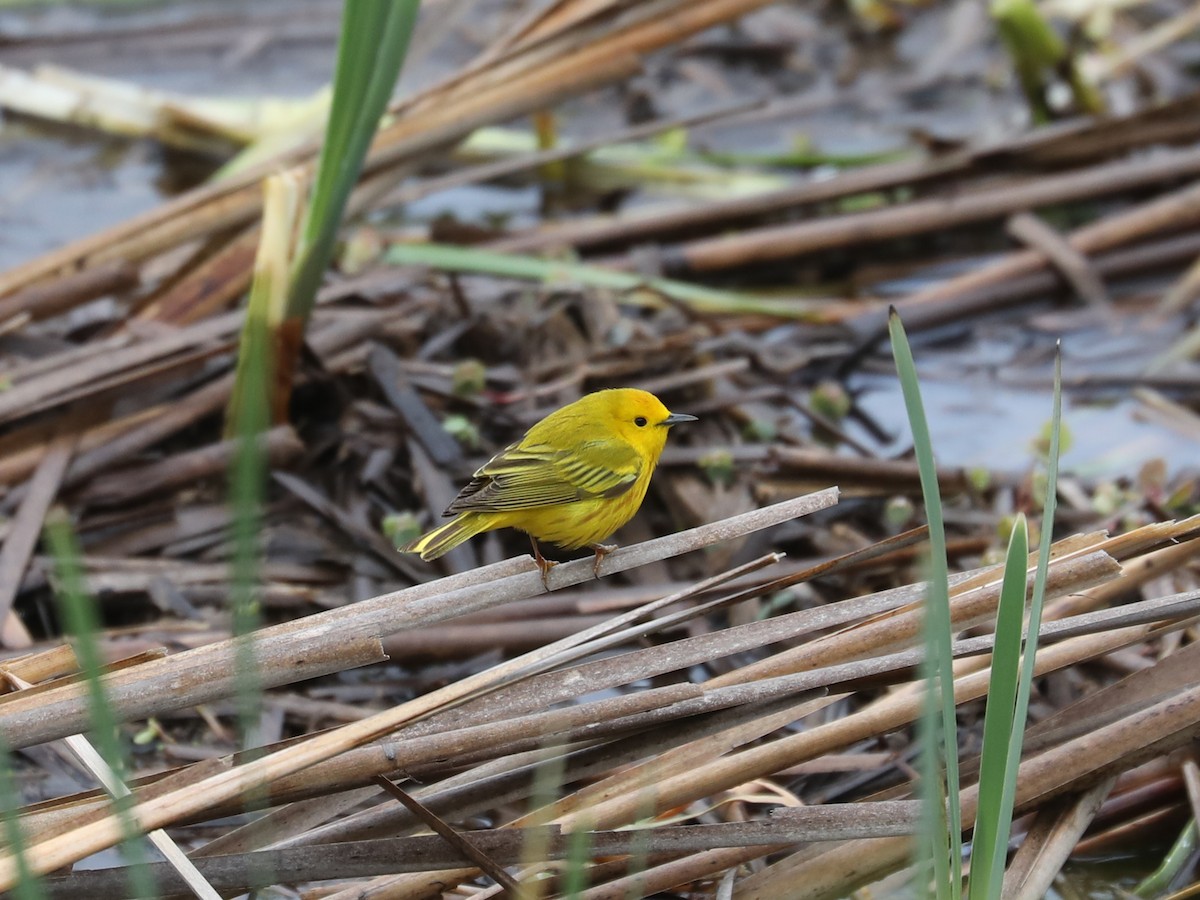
444 438 642 514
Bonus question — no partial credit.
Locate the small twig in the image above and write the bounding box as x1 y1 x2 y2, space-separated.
1006 211 1112 312
372 775 521 895
78 426 302 507
998 776 1115 900
509 553 785 684
1181 757 1200 828
0 430 76 648
1157 250 1200 314
368 344 463 468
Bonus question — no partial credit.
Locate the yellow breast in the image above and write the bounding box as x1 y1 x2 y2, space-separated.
499 471 653 550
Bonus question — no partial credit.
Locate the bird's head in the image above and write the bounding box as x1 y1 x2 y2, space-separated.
592 388 697 461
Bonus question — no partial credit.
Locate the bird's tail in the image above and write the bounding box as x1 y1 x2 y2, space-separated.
400 513 489 560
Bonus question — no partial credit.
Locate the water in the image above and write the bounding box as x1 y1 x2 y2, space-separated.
0 122 171 271
853 323 1196 479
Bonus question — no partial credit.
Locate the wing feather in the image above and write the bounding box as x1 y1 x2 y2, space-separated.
444 438 642 514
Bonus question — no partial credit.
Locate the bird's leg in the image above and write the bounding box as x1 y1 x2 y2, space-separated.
589 542 617 579
529 535 557 590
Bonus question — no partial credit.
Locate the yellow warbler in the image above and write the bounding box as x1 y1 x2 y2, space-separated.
401 388 696 581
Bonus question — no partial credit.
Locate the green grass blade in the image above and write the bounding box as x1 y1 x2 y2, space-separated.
1135 819 1197 897
889 309 961 899
230 312 267 751
228 174 296 748
317 5 389 182
44 513 156 899
0 733 43 900
560 822 593 898
386 242 823 319
224 174 298 893
288 0 420 325
994 347 1064 883
967 347 1062 899
518 743 570 898
967 514 1028 900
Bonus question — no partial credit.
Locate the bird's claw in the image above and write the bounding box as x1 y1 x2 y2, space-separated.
536 556 558 590
530 537 557 591
589 543 617 579
530 539 615 587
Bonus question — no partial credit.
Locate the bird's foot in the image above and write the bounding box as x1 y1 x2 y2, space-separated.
589 542 617 579
529 537 557 590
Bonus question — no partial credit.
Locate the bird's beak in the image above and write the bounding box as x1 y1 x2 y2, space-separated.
661 412 698 427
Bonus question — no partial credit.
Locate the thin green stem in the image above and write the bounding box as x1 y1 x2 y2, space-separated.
44 514 155 899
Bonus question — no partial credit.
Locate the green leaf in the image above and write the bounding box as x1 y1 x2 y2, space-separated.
288 0 421 326
967 514 1028 900
890 309 961 900
45 513 155 900
387 242 821 320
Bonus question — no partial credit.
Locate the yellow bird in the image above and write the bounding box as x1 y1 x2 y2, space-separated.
401 388 696 582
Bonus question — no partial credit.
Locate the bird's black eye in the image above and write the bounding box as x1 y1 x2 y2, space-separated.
634 416 648 427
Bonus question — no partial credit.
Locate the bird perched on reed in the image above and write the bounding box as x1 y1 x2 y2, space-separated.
401 388 696 585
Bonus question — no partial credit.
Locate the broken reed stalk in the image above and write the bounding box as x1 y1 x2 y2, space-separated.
651 143 1200 274
0 432 75 647
490 153 971 255
490 92 1200 256
756 637 1200 900
158 547 1198 828
348 609 1180 897
0 488 838 751
11 524 1191 850
852 178 1200 336
736 674 1200 899
29 564 942 832
42 805 923 899
0 304 412 502
0 310 242 428
619 633 1190 900
837 226 1200 336
357 547 1143 897
78 425 302 506
376 524 1200 894
136 552 1196 895
0 260 137 328
998 776 1116 899
705 548 1118 689
0 489 837 887
0 646 79 690
370 623 1150 899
